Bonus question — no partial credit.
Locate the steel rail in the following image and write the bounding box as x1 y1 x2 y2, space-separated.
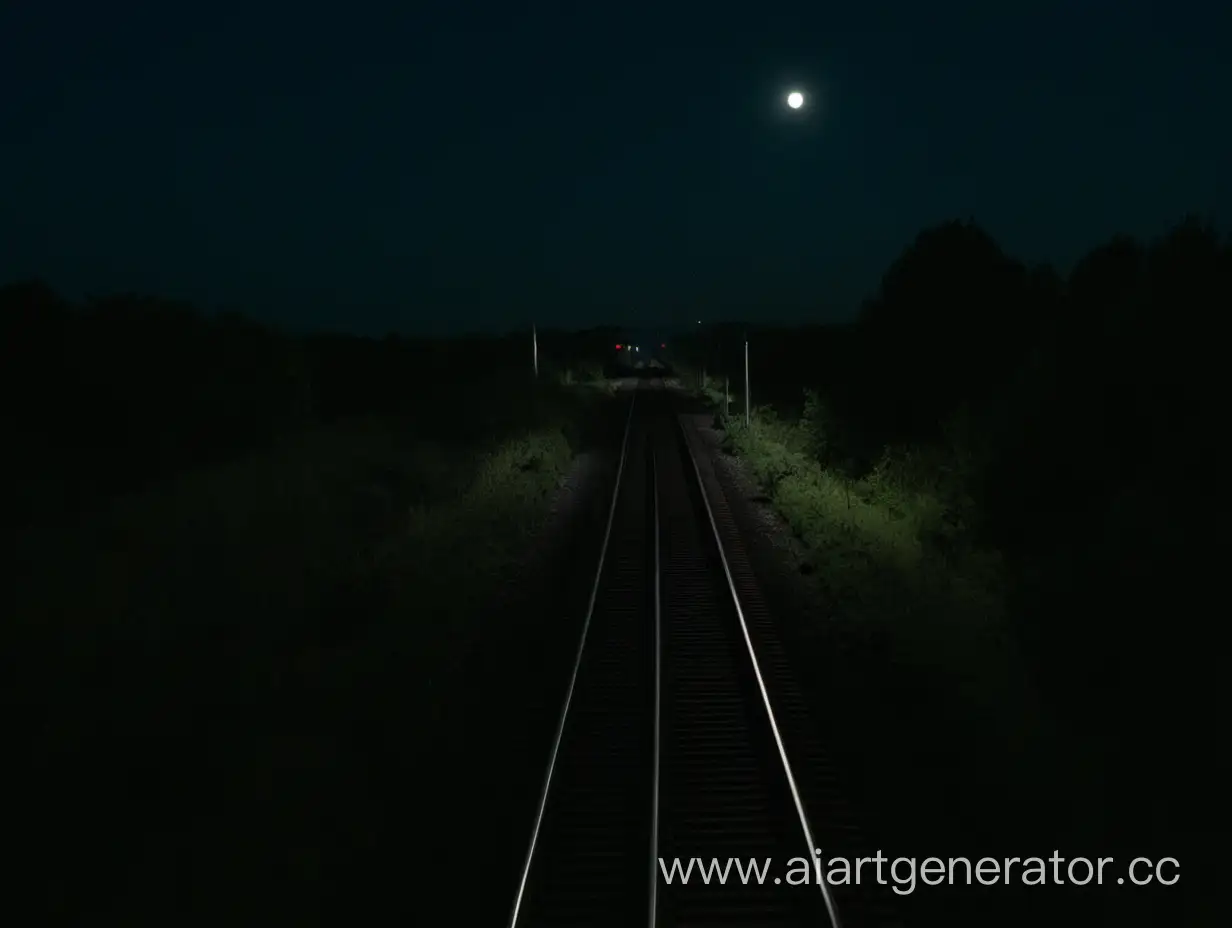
675 411 844 928
506 385 639 928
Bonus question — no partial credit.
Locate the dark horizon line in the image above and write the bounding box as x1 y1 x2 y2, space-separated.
2 275 863 341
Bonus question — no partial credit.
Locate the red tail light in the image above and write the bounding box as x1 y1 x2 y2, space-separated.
615 344 622 349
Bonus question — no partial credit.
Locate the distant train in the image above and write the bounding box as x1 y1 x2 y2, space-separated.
609 330 673 376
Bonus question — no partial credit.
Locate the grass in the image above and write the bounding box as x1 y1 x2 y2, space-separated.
10 380 599 922
720 410 998 633
14 419 569 687
684 375 1206 926
707 399 1057 795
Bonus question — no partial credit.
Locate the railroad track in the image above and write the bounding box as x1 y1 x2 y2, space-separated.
507 378 894 927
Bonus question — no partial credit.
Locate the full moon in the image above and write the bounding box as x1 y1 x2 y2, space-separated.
786 91 804 109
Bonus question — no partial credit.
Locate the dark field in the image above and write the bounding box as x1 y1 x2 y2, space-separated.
4 215 1218 924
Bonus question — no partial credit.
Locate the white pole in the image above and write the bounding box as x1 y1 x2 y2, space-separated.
533 324 539 378
744 337 750 428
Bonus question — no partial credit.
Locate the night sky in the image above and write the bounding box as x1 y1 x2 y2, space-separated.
2 2 1227 336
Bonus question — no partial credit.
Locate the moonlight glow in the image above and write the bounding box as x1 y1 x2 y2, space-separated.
787 91 804 109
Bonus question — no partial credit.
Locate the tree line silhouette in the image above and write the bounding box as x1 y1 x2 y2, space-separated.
0 282 619 531
691 216 1222 863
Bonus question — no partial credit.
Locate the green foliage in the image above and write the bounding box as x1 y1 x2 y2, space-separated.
10 398 588 922
687 215 1225 867
3 301 613 917
710 388 1034 762
12 399 580 695
734 395 999 679
0 288 612 532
